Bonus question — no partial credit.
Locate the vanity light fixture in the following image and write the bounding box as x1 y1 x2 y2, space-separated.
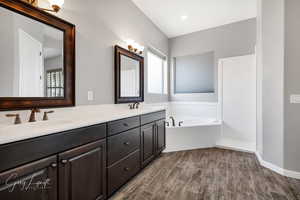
23 0 64 13
125 39 144 55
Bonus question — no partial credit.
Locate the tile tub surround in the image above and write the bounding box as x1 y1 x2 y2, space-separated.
0 104 165 145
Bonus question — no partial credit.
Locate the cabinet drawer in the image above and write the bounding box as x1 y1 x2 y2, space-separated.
141 111 166 125
107 150 140 196
108 128 140 166
108 116 140 136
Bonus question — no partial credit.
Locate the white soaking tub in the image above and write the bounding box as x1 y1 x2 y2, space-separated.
158 102 222 152
165 118 222 152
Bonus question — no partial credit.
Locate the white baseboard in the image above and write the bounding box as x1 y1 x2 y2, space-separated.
255 151 300 180
216 138 256 153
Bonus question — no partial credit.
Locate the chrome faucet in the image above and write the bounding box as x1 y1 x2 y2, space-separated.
169 116 175 127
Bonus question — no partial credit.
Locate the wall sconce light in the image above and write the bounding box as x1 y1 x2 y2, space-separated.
125 39 144 55
23 0 64 13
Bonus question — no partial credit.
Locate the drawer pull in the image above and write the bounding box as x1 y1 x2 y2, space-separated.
51 163 57 168
124 167 130 171
123 123 129 127
61 159 68 164
124 142 130 146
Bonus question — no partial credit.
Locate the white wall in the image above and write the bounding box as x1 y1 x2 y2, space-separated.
256 0 263 157
39 0 169 105
219 55 256 151
169 18 257 102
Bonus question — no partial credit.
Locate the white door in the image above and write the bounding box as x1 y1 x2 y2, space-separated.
18 29 44 97
218 55 256 150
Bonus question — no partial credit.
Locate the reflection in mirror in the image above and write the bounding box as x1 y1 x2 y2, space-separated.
120 55 140 97
0 6 64 98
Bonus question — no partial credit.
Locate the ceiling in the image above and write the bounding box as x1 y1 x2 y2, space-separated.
131 0 257 38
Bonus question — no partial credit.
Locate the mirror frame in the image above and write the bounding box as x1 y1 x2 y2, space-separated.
0 0 75 111
115 45 144 104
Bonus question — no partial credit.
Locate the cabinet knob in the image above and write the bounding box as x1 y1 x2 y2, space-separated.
61 159 68 164
124 142 130 146
51 163 57 168
124 167 130 171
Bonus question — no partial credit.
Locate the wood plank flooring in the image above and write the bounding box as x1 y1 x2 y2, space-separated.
110 148 300 200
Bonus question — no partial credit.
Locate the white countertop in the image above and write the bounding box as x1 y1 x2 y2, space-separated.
0 104 166 145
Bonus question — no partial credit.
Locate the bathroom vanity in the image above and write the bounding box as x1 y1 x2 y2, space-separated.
0 108 166 200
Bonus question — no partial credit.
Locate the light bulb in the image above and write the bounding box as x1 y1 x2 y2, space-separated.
48 0 64 7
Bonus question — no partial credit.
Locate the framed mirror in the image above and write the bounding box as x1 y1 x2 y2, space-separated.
115 45 144 104
0 0 75 111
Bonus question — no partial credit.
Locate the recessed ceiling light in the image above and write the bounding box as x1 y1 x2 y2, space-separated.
181 15 188 21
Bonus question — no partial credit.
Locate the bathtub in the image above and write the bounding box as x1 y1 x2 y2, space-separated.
147 102 222 152
165 118 222 152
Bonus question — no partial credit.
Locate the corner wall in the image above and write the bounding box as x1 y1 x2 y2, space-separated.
257 0 300 177
284 0 300 173
261 0 285 169
169 19 257 102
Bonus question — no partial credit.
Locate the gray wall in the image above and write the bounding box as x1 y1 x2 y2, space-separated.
169 18 256 102
261 0 285 168
49 0 169 104
257 0 300 172
44 56 63 72
0 9 14 97
284 0 300 172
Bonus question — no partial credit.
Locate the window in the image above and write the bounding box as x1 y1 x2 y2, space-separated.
174 52 214 94
147 50 168 94
46 69 64 97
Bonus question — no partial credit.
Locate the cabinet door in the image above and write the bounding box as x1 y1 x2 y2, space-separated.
141 123 156 167
0 156 57 200
59 140 106 200
156 120 166 154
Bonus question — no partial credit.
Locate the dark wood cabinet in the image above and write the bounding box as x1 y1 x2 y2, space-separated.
0 110 165 200
141 123 156 167
0 156 58 200
107 150 140 196
58 140 106 200
156 119 166 154
141 119 166 167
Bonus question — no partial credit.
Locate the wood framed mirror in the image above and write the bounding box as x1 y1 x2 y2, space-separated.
115 45 144 104
0 0 75 111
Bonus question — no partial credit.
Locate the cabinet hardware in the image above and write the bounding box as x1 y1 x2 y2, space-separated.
124 142 130 146
61 159 68 164
51 163 57 168
124 167 130 171
123 123 129 127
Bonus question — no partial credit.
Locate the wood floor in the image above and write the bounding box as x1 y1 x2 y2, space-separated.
110 148 300 200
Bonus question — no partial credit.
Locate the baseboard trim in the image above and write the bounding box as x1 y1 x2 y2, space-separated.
255 151 300 180
215 144 255 153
